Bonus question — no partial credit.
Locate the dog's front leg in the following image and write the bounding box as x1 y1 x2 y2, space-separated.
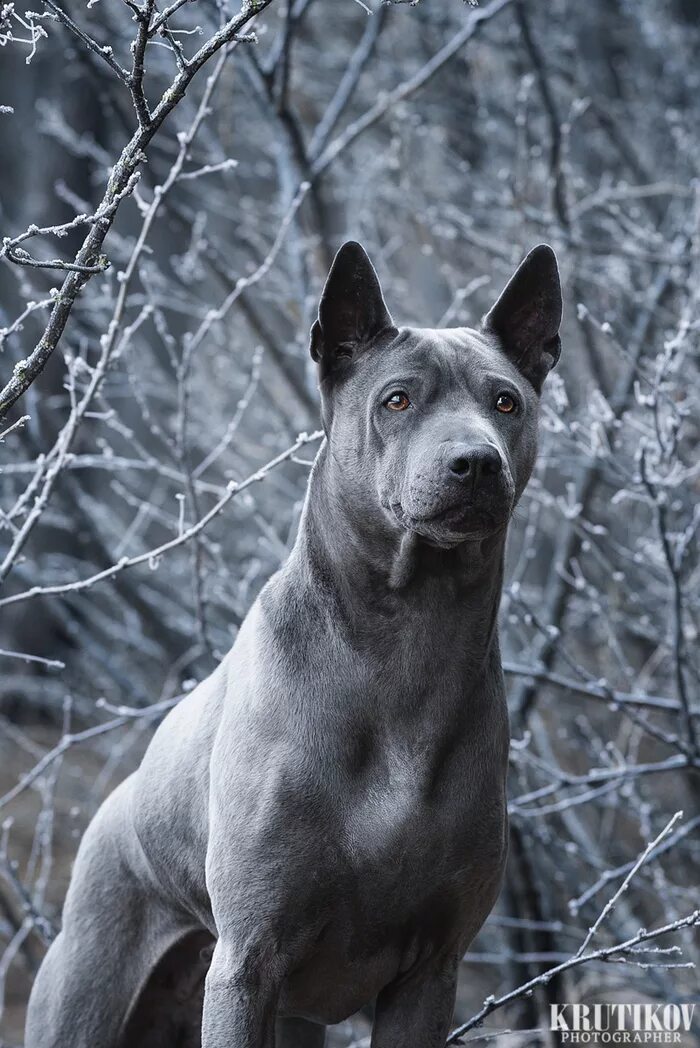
202 938 280 1048
371 952 460 1048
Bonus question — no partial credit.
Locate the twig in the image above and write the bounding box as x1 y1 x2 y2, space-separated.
575 811 684 957
0 649 65 670
0 0 278 417
447 911 700 1042
311 0 513 177
0 431 323 609
41 0 131 84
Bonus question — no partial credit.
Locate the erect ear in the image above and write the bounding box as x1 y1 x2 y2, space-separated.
482 245 562 393
309 241 396 380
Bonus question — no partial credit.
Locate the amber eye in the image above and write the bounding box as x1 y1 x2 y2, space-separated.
384 391 411 412
495 392 517 414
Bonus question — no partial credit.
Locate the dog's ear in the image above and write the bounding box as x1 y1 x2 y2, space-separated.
482 245 562 392
310 242 396 379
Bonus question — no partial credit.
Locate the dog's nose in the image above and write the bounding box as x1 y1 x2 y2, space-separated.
448 444 502 481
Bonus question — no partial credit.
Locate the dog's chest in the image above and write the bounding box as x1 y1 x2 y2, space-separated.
340 726 506 889
235 593 508 1022
342 736 424 847
278 746 506 1025
329 728 501 920
300 650 509 914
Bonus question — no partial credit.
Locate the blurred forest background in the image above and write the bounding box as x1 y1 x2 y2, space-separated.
0 0 699 1044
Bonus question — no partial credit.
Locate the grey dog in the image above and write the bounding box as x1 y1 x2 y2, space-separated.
25 240 562 1048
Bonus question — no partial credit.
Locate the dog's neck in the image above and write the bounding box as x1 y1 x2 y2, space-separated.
289 444 507 669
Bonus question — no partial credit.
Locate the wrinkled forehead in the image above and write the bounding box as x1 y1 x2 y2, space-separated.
350 325 527 393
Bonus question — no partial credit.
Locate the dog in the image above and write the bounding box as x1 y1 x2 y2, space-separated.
25 240 562 1048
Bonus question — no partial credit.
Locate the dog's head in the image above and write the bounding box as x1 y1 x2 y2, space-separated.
310 242 562 549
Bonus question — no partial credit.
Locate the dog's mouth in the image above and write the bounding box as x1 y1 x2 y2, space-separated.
388 498 509 545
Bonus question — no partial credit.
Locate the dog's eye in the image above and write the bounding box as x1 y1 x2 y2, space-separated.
384 391 411 412
495 392 518 414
